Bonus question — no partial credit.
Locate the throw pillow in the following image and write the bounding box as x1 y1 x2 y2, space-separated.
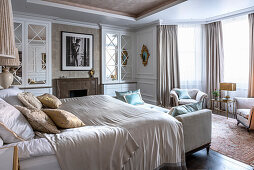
17 92 42 110
175 89 191 99
37 93 62 109
123 93 144 105
0 98 34 144
0 86 24 106
43 109 85 129
115 91 132 102
15 105 60 134
170 102 203 117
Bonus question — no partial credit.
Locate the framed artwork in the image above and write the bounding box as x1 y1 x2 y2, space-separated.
140 45 150 66
121 49 128 66
61 31 93 71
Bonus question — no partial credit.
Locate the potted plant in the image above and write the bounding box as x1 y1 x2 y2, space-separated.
212 89 220 100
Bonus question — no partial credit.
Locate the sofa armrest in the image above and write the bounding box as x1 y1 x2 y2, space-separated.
234 97 254 109
196 91 208 102
175 109 212 153
170 90 179 106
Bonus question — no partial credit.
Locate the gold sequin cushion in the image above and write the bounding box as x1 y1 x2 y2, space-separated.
17 92 42 110
15 105 60 134
37 93 62 109
43 109 85 129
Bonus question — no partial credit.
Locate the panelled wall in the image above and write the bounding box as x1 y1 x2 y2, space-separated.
134 26 157 105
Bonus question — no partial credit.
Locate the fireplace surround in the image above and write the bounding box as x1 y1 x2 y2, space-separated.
55 78 98 99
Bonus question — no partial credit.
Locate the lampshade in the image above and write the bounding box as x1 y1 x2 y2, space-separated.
0 48 20 67
220 83 236 91
0 0 16 58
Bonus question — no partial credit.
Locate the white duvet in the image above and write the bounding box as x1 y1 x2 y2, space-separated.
1 95 185 170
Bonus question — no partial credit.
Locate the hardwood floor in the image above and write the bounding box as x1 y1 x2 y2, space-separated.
186 149 253 170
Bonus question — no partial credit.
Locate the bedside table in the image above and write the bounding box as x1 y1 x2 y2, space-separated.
0 146 19 170
211 98 236 119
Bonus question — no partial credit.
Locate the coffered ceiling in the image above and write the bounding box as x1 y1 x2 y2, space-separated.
11 0 254 28
43 0 184 18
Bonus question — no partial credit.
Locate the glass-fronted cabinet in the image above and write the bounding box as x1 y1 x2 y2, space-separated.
10 19 51 89
102 28 134 84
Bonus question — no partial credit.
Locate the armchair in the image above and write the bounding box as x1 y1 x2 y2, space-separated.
234 97 254 131
170 88 208 107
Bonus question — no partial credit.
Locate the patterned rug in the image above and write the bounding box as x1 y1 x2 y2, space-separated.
211 114 254 167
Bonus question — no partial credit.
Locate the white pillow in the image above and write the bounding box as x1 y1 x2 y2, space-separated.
0 98 34 143
0 86 23 106
0 137 3 147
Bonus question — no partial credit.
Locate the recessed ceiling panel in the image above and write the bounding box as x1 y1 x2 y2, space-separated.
43 0 183 18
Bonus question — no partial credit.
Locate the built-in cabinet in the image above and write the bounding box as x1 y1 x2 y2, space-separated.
101 27 136 95
11 18 52 95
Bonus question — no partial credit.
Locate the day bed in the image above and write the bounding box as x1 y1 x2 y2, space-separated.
234 97 254 131
170 88 208 107
138 103 212 154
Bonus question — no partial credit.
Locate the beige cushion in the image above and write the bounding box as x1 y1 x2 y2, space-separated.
15 106 60 134
37 93 62 109
0 98 34 143
178 99 198 105
237 109 250 119
17 92 42 110
43 109 85 129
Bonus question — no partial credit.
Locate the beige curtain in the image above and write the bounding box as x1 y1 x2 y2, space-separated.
0 0 16 58
157 25 180 107
248 13 254 98
203 21 224 106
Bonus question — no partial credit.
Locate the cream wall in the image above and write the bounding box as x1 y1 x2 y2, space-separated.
51 23 101 93
134 26 157 105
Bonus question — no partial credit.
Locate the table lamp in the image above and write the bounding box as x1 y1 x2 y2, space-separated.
220 83 236 100
0 0 18 89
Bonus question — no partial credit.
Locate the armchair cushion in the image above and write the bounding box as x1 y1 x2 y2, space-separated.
175 89 191 99
234 97 254 109
237 109 250 119
179 99 197 105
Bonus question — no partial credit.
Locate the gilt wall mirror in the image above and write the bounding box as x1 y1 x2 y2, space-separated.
140 45 150 66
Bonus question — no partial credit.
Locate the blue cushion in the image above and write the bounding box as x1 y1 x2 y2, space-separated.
115 91 132 102
123 93 144 105
174 89 191 99
131 89 141 94
171 102 202 117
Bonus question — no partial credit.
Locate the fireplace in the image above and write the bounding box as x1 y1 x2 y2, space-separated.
55 78 98 99
69 89 88 98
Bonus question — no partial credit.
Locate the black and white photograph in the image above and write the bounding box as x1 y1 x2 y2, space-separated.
62 32 93 70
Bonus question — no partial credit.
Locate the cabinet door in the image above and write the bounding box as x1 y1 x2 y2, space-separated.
11 22 24 86
120 34 133 82
104 33 119 83
26 23 49 86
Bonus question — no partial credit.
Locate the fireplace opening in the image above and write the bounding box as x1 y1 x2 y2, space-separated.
69 89 88 98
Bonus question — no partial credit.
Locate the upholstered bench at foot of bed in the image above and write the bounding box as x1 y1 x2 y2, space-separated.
175 109 212 154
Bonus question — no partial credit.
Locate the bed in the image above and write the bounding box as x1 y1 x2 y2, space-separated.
2 95 186 170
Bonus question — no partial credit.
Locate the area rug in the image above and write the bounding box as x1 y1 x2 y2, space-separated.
211 114 254 167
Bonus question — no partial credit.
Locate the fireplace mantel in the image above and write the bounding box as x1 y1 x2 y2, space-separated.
55 78 98 99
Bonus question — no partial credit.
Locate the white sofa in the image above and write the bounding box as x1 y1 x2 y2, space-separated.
137 103 212 154
170 88 208 107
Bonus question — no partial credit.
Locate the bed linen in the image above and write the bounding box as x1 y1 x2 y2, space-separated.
41 125 138 170
58 95 186 170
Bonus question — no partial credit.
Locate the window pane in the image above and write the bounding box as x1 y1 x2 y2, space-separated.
222 15 249 97
178 25 204 90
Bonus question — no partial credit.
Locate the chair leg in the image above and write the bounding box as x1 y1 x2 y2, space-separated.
206 145 210 155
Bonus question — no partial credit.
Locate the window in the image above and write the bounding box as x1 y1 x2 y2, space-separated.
178 25 205 91
222 15 249 97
